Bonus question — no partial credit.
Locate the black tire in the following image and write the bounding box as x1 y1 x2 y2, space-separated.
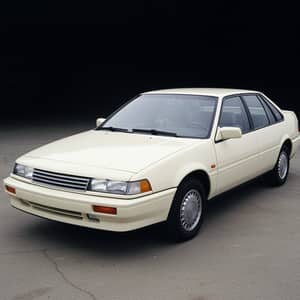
265 145 290 186
166 178 206 242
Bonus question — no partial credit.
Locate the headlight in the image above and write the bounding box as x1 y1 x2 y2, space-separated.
89 179 152 195
13 164 34 179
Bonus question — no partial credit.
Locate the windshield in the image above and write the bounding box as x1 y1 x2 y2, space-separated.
98 94 218 138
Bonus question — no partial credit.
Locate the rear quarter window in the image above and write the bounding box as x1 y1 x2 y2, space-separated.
259 94 283 122
258 95 276 124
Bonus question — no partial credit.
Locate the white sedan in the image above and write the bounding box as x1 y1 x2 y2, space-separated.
3 88 300 241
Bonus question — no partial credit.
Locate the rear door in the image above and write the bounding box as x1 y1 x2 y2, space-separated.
214 96 260 194
242 94 282 172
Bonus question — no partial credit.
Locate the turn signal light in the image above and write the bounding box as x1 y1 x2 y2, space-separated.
5 185 16 194
140 179 152 193
92 205 117 215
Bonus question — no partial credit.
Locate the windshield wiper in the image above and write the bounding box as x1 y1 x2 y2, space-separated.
97 126 129 133
131 128 178 137
98 126 177 136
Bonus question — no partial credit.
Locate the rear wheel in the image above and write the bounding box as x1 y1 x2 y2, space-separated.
166 178 206 242
265 145 290 186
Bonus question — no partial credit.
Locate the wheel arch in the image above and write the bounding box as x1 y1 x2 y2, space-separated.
281 139 292 157
177 169 211 199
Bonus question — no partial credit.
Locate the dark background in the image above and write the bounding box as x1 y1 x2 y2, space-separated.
1 1 299 124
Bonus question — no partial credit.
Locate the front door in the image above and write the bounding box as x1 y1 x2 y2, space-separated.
215 96 260 194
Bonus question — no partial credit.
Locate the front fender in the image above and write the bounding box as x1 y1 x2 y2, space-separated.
173 162 217 199
131 140 217 198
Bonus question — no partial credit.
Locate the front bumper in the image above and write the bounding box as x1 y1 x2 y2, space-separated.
3 176 175 232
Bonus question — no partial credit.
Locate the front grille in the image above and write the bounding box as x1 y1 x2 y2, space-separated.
32 168 91 191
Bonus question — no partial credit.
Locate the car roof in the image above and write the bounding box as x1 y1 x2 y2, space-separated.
143 88 259 97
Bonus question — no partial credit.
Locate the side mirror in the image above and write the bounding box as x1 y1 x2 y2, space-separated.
215 127 242 142
96 118 106 127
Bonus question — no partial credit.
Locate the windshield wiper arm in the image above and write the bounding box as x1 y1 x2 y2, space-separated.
131 128 177 137
97 126 129 133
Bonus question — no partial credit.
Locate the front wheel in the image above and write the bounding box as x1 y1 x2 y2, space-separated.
265 146 290 186
166 179 206 242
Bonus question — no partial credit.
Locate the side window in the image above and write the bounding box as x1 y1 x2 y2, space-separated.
243 95 269 129
259 95 283 122
219 96 250 133
258 95 276 124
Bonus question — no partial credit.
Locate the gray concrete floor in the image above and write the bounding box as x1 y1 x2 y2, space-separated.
1 122 300 300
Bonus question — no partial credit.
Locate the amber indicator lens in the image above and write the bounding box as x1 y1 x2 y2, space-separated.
92 205 117 215
5 185 16 194
140 179 152 193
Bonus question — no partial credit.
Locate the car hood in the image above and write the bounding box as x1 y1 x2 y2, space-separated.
21 130 195 175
